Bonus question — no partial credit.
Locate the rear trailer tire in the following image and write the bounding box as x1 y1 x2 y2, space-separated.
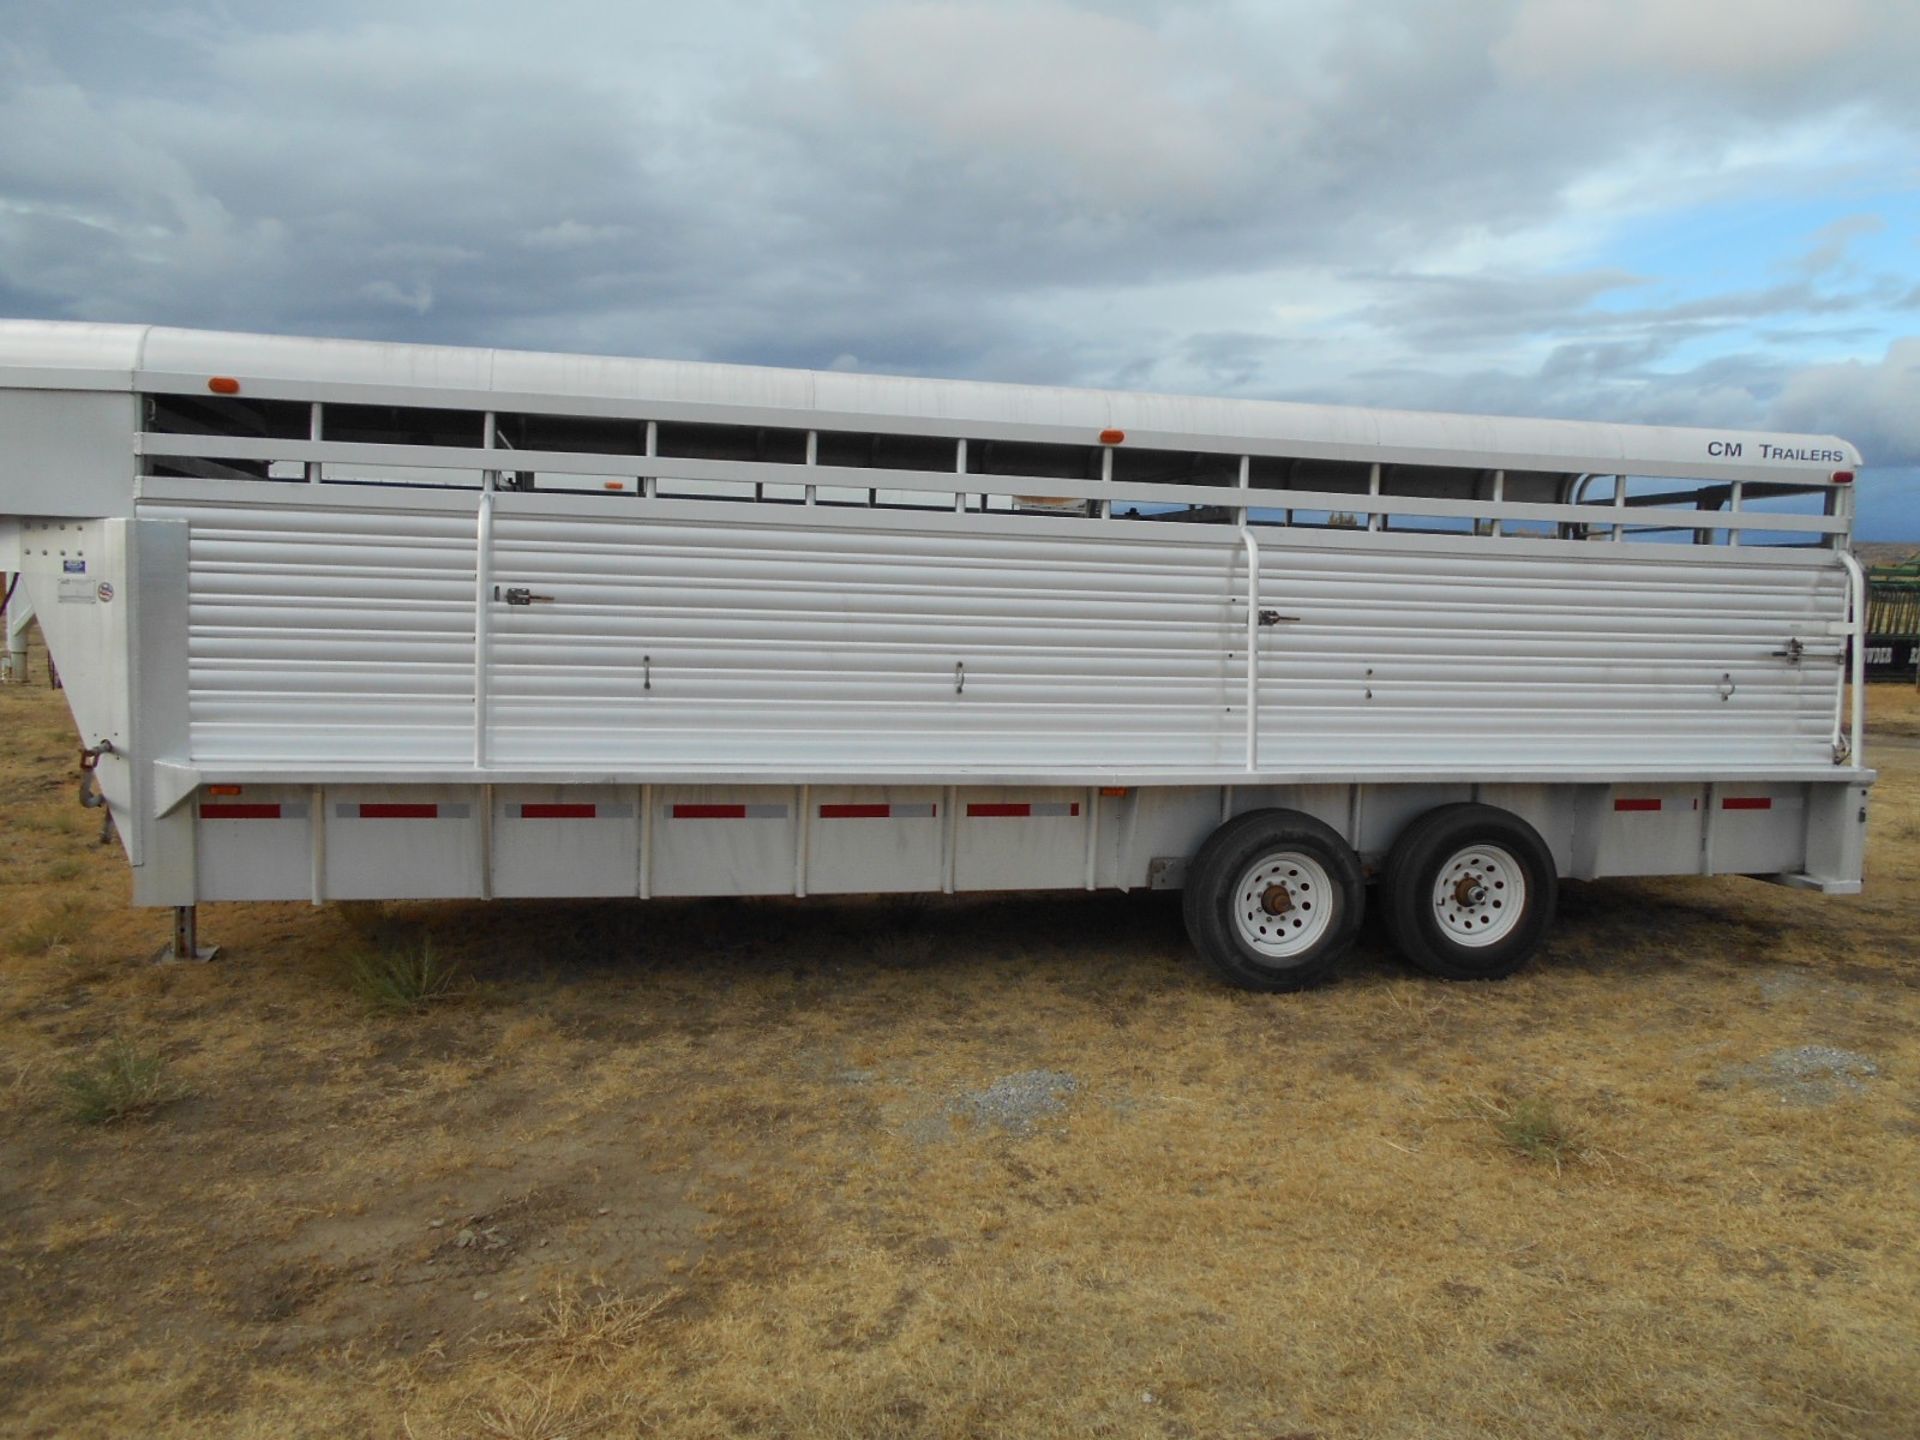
1383 803 1557 981
1182 809 1365 992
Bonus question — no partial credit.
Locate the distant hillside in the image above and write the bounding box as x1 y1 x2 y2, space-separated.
1857 541 1920 566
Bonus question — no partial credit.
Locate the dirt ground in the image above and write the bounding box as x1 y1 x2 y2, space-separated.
3 629 1917 1440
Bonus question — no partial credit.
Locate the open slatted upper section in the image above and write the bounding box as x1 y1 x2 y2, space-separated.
0 321 1861 549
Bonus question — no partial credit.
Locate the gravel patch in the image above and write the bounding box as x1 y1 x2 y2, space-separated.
949 1069 1079 1134
1728 1046 1881 1106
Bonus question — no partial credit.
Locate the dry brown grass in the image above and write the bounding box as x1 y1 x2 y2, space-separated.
1863 681 1920 739
4 623 1919 1439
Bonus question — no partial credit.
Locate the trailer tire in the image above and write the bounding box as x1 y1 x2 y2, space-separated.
1383 803 1556 981
1182 809 1365 991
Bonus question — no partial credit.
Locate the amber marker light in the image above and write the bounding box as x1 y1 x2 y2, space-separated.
1099 428 1125 445
208 377 241 394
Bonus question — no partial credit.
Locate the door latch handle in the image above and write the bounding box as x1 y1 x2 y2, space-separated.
1257 610 1299 627
496 586 554 606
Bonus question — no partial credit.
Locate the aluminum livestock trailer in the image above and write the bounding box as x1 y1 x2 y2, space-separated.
0 322 1873 988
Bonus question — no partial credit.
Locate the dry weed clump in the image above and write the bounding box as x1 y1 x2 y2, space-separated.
54 1037 184 1125
493 1283 680 1376
341 935 460 1012
6 894 96 958
1471 1091 1593 1170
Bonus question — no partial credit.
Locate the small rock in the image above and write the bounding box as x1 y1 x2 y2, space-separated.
472 1290 489 1302
597 1206 611 1216
456 1228 477 1248
428 1219 444 1230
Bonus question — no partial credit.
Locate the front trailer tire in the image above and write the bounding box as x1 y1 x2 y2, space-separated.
1382 803 1557 981
1182 809 1366 992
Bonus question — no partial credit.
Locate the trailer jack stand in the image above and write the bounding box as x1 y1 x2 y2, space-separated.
158 905 218 963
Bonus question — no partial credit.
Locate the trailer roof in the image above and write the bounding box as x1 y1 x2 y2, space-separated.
0 319 1862 483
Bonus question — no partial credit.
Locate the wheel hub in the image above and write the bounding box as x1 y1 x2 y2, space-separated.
1232 851 1335 959
1432 844 1526 948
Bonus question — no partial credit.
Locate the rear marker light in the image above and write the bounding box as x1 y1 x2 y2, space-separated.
207 784 244 796
1099 428 1126 445
208 376 241 395
1831 470 1854 485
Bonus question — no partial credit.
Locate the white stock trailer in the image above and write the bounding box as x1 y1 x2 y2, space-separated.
0 322 1873 988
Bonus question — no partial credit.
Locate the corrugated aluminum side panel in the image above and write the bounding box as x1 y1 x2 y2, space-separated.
155 501 1842 773
177 505 476 760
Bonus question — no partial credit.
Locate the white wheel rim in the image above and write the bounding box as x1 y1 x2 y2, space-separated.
1233 851 1336 960
1431 843 1526 948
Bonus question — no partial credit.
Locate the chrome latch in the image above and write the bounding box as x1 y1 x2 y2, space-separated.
1772 638 1804 664
1257 610 1300 627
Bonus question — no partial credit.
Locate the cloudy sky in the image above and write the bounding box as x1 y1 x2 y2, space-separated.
3 0 1917 534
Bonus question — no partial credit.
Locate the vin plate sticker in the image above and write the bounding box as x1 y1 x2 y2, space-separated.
57 577 97 604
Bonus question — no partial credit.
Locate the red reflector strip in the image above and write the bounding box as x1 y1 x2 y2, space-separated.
821 803 890 819
1614 798 1662 812
360 803 439 819
674 804 746 819
1722 796 1773 811
200 803 281 820
520 803 597 819
966 802 1082 818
